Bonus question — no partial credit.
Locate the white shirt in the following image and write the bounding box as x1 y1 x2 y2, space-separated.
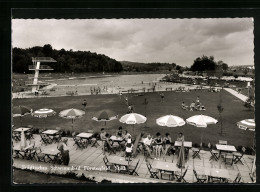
143 137 152 145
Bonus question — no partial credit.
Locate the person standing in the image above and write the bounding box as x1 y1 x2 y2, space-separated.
82 99 87 110
160 92 164 103
58 138 70 165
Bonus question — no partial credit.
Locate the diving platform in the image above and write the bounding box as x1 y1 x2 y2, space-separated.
29 57 57 93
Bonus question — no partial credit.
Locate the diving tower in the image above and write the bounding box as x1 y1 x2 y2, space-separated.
27 57 56 93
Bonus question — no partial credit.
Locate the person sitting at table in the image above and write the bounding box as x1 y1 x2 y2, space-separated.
143 135 154 159
120 130 131 148
181 102 189 110
58 138 70 165
116 126 123 137
100 128 107 151
190 101 196 111
125 138 133 161
103 133 115 155
154 132 163 158
177 132 184 142
163 133 172 155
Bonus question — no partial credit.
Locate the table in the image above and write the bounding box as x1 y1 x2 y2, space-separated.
152 161 178 180
13 144 34 159
110 136 124 145
216 144 237 160
216 144 237 152
108 156 137 173
204 168 230 182
175 141 192 160
42 130 58 135
77 132 94 145
174 141 192 148
41 148 61 163
13 127 31 132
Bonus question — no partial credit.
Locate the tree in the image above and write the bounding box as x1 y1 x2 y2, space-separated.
190 55 217 72
217 91 224 136
43 44 53 57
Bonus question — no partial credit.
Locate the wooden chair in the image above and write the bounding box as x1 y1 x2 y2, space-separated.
128 159 140 176
73 136 85 150
103 155 116 172
192 148 201 159
209 149 219 161
219 140 227 145
31 147 46 162
175 166 189 183
224 153 234 165
225 173 242 183
146 161 159 179
193 169 207 183
233 147 246 165
249 173 255 183
40 134 52 145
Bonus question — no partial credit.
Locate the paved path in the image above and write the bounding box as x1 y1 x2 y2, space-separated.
224 88 248 102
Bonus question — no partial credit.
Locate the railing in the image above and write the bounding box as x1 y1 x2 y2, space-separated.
29 65 54 70
32 57 57 62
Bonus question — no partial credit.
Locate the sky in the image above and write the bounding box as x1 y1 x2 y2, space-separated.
12 18 254 67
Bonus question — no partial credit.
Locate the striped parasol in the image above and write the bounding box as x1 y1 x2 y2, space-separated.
13 105 32 126
32 108 56 118
237 119 255 131
186 115 218 128
32 108 56 129
92 109 118 126
119 113 147 125
186 115 218 146
59 108 85 131
156 115 185 127
119 113 147 132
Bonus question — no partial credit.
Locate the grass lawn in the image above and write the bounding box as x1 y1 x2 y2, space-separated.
13 89 254 148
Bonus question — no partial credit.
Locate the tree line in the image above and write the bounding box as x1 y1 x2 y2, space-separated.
12 44 123 73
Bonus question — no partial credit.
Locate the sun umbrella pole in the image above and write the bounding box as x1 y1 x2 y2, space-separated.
72 119 74 132
20 116 22 126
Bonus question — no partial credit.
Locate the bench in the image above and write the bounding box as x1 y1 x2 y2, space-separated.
166 88 173 91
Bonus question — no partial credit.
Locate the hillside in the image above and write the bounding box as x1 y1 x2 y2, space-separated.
120 61 176 72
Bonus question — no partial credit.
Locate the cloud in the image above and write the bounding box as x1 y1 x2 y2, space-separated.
12 18 254 67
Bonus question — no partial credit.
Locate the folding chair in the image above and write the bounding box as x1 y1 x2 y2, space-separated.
103 155 116 172
25 130 34 140
90 133 101 147
224 173 242 183
31 147 46 162
219 140 227 145
40 134 52 145
53 153 63 165
73 136 85 150
192 148 201 159
175 166 189 183
193 169 207 183
233 147 246 165
53 133 62 143
128 159 140 176
249 173 255 183
224 153 234 165
146 161 159 179
12 133 20 142
209 149 219 161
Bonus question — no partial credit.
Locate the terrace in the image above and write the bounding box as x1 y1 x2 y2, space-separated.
12 133 255 183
